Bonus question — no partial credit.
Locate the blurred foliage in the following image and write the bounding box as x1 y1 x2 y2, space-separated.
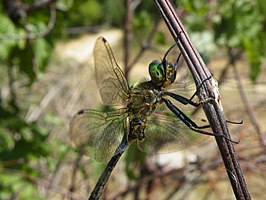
0 0 265 199
0 0 73 199
64 0 125 27
178 0 266 81
67 1 102 26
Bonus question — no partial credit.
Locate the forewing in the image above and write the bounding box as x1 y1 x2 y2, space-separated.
137 111 197 153
69 108 127 162
93 37 130 106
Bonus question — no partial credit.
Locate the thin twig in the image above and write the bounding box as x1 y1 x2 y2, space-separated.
124 0 133 80
218 51 242 85
127 19 161 72
26 0 56 12
110 155 225 200
44 148 70 199
124 1 160 78
229 48 266 152
153 0 251 199
7 63 19 112
68 148 85 200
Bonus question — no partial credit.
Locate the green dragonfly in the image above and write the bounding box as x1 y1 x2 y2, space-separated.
69 37 235 199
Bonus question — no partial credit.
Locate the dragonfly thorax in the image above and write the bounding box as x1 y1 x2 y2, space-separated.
128 82 162 115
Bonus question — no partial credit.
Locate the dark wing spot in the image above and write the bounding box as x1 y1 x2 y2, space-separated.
77 109 84 115
102 37 107 42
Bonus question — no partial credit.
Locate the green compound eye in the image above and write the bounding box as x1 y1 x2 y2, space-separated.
149 61 165 86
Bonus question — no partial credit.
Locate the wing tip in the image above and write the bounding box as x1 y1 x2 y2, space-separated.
101 37 107 42
97 36 107 43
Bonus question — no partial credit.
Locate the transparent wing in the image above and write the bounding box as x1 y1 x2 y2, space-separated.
137 111 198 153
69 108 127 162
93 37 130 106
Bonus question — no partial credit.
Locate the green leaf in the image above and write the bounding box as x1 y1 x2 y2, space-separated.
34 38 52 71
0 15 17 62
133 10 153 38
257 0 266 15
11 38 51 84
0 173 43 200
242 35 264 81
0 127 14 151
124 141 146 180
90 159 106 181
14 40 36 84
56 0 74 10
154 32 166 45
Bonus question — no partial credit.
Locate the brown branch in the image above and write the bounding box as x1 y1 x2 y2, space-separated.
124 0 161 79
153 0 251 199
26 0 57 12
191 50 243 116
229 48 266 152
68 148 84 200
109 155 227 200
124 0 134 80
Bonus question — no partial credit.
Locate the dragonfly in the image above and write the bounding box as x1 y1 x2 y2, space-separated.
69 37 238 200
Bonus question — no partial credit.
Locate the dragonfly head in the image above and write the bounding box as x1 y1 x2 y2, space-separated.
149 60 177 88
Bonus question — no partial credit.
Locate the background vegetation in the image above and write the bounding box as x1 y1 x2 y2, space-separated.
0 0 265 199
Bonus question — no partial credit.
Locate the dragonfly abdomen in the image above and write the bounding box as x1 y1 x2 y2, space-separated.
127 82 162 141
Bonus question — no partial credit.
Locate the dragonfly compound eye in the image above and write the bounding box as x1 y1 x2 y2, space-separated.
162 63 177 88
149 61 165 86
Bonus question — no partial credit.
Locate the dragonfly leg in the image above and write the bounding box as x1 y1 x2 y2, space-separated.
163 99 239 144
226 119 243 125
164 76 212 107
164 91 199 107
188 76 212 102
